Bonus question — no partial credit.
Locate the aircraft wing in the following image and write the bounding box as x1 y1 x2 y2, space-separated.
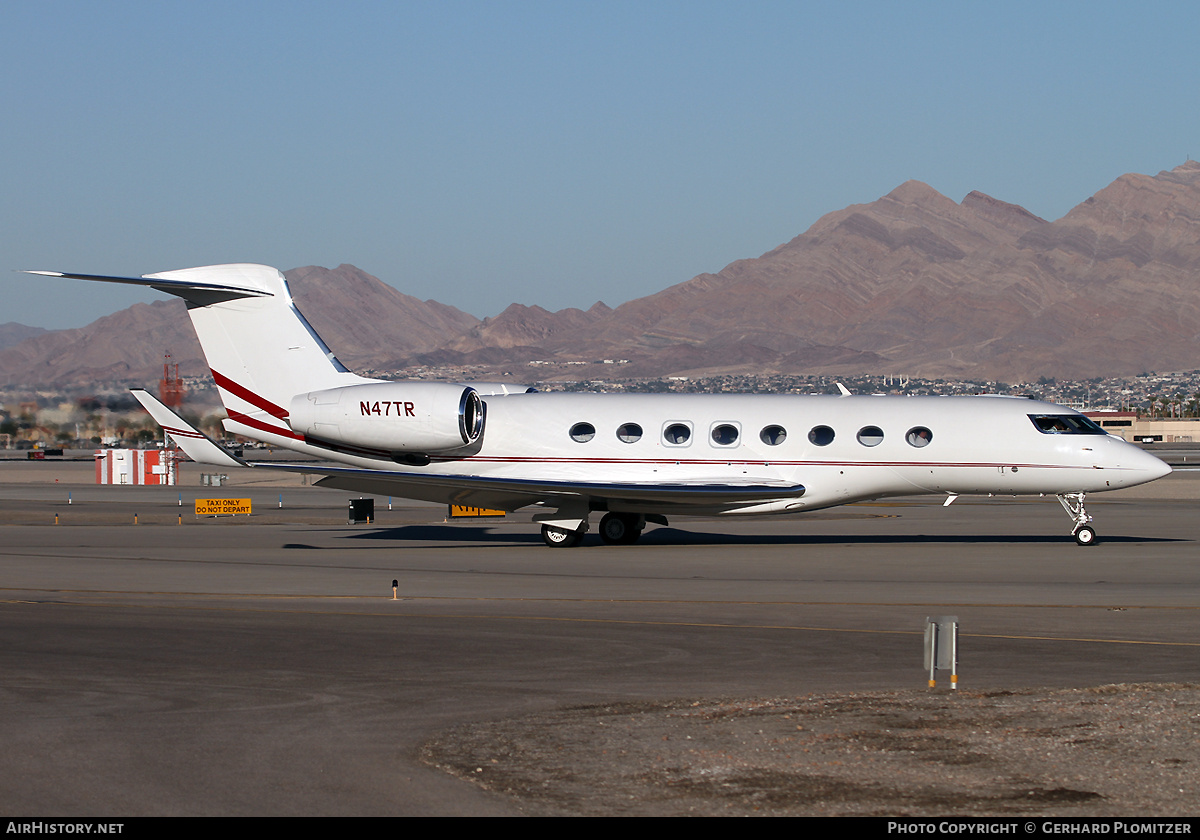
131 389 247 469
254 462 805 512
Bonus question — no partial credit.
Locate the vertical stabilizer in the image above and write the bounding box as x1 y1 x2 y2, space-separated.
146 265 362 400
142 264 374 441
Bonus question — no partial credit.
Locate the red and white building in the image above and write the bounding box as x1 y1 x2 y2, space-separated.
95 448 178 485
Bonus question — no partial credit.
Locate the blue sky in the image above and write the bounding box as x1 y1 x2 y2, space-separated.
3 1 1198 329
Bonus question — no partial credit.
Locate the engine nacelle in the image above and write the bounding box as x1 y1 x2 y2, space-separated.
459 382 537 396
288 382 483 453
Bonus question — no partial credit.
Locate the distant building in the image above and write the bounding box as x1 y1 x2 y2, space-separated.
1084 411 1198 443
95 449 178 485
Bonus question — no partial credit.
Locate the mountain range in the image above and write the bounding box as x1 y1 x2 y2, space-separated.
4 161 1199 389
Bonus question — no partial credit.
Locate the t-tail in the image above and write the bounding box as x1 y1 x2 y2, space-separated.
28 264 374 444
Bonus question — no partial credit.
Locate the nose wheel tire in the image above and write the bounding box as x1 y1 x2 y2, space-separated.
541 524 585 548
1073 524 1098 546
599 512 644 545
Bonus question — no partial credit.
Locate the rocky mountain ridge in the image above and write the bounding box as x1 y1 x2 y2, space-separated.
3 161 1198 388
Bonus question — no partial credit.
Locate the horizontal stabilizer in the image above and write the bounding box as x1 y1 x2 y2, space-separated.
131 389 246 469
26 268 273 307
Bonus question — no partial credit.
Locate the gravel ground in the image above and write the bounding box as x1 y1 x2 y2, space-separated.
423 683 1200 816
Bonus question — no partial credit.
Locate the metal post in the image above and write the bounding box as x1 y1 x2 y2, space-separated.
924 616 959 690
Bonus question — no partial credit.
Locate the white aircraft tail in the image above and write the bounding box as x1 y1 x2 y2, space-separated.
147 264 368 413
30 264 372 442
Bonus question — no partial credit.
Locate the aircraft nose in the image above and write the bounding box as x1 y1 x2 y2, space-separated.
1128 446 1172 484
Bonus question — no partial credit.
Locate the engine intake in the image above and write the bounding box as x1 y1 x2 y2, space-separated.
288 382 483 453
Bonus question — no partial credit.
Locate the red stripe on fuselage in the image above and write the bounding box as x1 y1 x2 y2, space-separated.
428 455 1080 470
226 409 304 441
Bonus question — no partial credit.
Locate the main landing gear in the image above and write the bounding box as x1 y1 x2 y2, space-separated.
539 512 663 547
541 524 586 548
1057 492 1098 546
598 512 645 545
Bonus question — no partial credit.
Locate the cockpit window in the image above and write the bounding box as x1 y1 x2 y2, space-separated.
1028 414 1107 435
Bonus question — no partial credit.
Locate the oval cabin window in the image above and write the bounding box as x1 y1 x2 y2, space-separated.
569 422 596 443
808 426 835 446
616 423 643 443
663 423 691 445
760 425 787 446
856 426 884 447
711 424 739 446
905 427 932 448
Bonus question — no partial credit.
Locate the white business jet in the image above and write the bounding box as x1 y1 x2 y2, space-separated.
31 264 1171 547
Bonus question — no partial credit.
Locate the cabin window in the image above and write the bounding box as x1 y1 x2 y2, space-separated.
663 422 692 445
808 425 835 446
616 423 643 443
1028 414 1107 435
905 427 932 448
569 422 595 443
856 426 884 447
760 425 787 446
711 423 740 446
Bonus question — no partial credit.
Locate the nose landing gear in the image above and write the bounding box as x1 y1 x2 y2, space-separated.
1057 492 1098 546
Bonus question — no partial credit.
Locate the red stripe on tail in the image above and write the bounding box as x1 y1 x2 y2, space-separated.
210 369 290 419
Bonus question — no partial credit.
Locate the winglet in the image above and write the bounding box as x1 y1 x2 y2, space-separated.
130 389 247 468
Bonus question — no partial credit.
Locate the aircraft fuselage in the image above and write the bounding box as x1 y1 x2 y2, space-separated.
247 390 1170 515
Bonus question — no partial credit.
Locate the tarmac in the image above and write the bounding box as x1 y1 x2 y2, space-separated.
1 456 1197 815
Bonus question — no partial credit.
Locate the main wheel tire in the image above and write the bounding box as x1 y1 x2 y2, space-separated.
542 524 584 548
599 513 642 545
1073 524 1098 546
